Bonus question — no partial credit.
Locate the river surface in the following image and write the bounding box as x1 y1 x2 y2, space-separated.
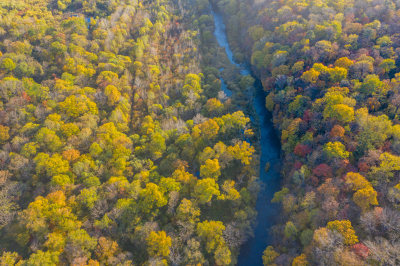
211 8 282 266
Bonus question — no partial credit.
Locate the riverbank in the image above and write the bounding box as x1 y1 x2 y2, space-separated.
210 7 282 266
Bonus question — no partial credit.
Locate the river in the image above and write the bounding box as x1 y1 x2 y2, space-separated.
211 8 282 266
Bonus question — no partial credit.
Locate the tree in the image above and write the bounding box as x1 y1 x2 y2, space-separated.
334 57 353 69
192 119 220 140
200 159 221 180
328 67 347 83
50 174 72 189
95 237 119 263
353 186 378 212
213 244 231 265
147 132 166 160
262 246 279 265
219 180 240 200
96 71 119 88
35 128 63 152
197 220 231 264
138 183 167 214
313 164 332 178
356 108 392 152
227 141 255 165
20 191 80 247
0 252 20 265
34 153 69 178
181 73 202 99
288 95 309 117
323 141 349 159
77 187 98 210
330 125 345 138
60 123 80 138
324 104 354 124
62 149 80 162
0 125 10 143
205 98 224 116
64 229 97 263
271 187 289 203
351 60 374 79
370 152 400 179
176 199 200 224
1 58 16 72
294 144 312 157
248 25 265 41
301 69 320 83
104 85 121 106
146 231 172 258
25 250 60 266
292 254 309 266
0 172 17 229
59 95 98 118
194 178 220 204
358 75 385 96
345 172 369 191
379 59 395 74
327 220 358 245
49 41 67 59
351 243 370 259
284 221 298 239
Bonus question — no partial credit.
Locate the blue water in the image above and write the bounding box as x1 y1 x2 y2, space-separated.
211 8 282 266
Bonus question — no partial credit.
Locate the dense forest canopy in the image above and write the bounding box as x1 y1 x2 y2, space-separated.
213 0 400 264
0 0 259 265
2 0 400 265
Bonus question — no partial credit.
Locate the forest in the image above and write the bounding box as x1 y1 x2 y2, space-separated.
0 0 260 265
213 0 400 264
1 0 400 265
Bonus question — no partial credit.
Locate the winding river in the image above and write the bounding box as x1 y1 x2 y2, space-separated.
211 8 282 266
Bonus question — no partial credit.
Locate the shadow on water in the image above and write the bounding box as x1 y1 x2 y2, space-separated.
211 7 282 266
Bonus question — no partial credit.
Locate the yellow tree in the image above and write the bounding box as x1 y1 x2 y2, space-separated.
197 220 231 265
200 159 221 180
0 125 10 143
353 186 378 212
104 85 121 106
327 220 358 245
301 68 320 83
194 178 220 204
262 246 279 265
146 231 172 258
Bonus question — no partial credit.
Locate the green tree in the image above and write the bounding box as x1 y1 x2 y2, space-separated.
35 127 63 152
138 183 167 214
25 250 60 266
323 141 349 159
379 59 395 74
194 178 220 204
324 104 355 124
284 221 298 239
1 58 16 72
356 108 392 152
176 198 200 224
34 153 69 177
